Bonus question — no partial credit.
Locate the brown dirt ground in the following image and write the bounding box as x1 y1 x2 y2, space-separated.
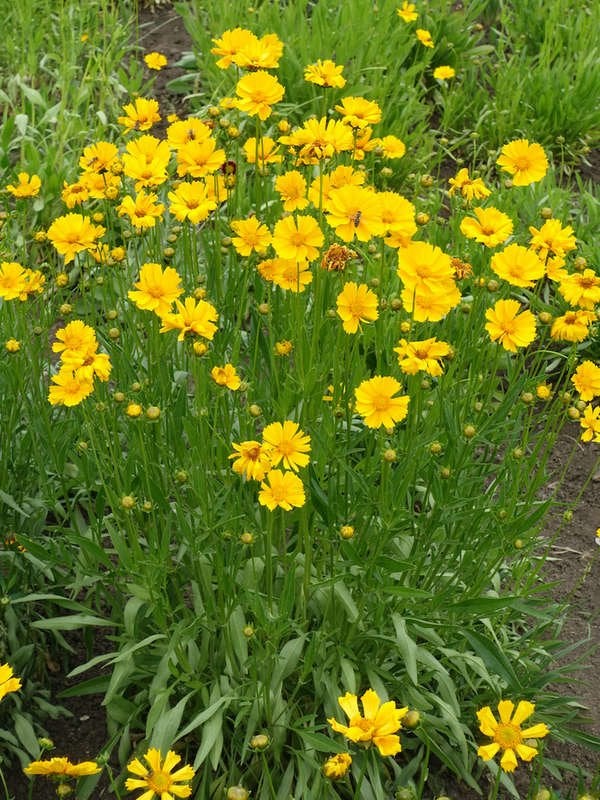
5 6 600 799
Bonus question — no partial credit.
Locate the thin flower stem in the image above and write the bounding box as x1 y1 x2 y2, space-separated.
487 765 502 800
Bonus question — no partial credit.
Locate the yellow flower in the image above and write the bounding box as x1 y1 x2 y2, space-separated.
485 299 536 352
394 337 451 376
377 135 406 160
0 261 27 300
79 140 121 174
401 282 461 322
279 117 354 165
308 165 365 208
117 97 161 133
234 32 284 70
144 51 167 70
379 191 416 247
354 376 410 429
275 170 309 212
166 118 212 151
258 469 306 511
243 136 282 166
48 368 95 407
550 309 595 342
211 27 257 69
262 420 311 472
231 217 272 257
24 757 101 778
322 753 352 780
448 168 491 201
128 263 183 317
125 748 195 800
47 213 106 263
325 185 384 242
61 179 90 208
52 320 98 360
571 361 600 402
0 663 22 701
234 71 284 120
558 269 600 309
497 139 548 186
122 135 170 190
477 699 549 773
460 206 513 247
490 244 545 288
126 403 143 418
529 218 576 260
416 28 434 47
118 191 165 229
229 440 272 481
176 137 226 179
272 214 324 262
580 404 600 443
271 258 313 292
160 297 219 341
168 181 217 224
336 282 379 334
6 171 41 198
397 1 418 22
328 689 409 756
335 96 382 129
274 340 293 356
397 240 454 291
433 65 455 80
211 364 241 390
5 338 20 353
304 59 346 88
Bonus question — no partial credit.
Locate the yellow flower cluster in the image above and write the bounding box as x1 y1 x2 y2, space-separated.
48 320 111 407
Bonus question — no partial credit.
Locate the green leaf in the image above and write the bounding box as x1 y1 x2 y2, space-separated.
150 693 193 753
463 630 522 691
14 713 40 758
31 614 111 631
193 706 224 769
0 490 29 516
392 615 418 685
294 730 346 754
333 581 358 623
176 696 229 742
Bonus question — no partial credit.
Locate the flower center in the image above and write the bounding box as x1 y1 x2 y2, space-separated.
493 723 522 749
514 156 531 171
147 770 172 793
371 392 391 411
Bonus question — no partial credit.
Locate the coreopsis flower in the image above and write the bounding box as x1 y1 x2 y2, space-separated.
79 141 121 175
52 320 97 360
354 376 410 428
47 213 105 263
5 339 20 353
275 170 309 212
529 219 577 260
580 404 600 443
485 299 536 352
176 137 226 178
401 283 461 321
416 28 434 47
262 420 311 471
61 349 112 383
211 27 257 69
397 1 418 22
279 117 354 165
144 51 167 70
304 58 346 88
497 139 548 186
491 244 545 288
322 753 352 780
118 191 165 229
460 206 513 247
122 135 170 189
160 297 218 341
559 269 600 309
48 367 95 407
0 663 21 700
571 361 600 401
125 748 195 800
272 214 324 262
166 118 212 151
0 261 27 300
352 126 379 160
451 257 473 279
234 32 284 70
433 65 455 80
79 169 121 200
24 757 101 778
61 179 90 208
117 97 161 133
274 340 293 356
168 181 217 224
335 96 382 129
231 217 272 257
550 309 595 342
379 191 417 247
448 168 491 202
271 258 313 292
6 171 41 198
243 136 282 166
229 440 272 480
336 282 379 333
308 165 365 208
211 364 241 390
328 689 409 756
397 240 454 291
476 699 549 773
128 263 183 317
258 469 306 511
394 337 451 376
325 185 384 242
321 243 357 271
234 71 284 120
377 134 406 159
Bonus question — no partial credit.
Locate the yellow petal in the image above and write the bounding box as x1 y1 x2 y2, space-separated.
375 703 408 735
511 700 535 725
338 692 360 721
477 743 500 761
127 758 150 777
521 722 549 740
497 699 514 724
144 748 163 773
499 748 518 772
515 743 538 762
162 750 182 773
373 734 402 756
328 717 351 737
476 706 498 737
360 688 381 720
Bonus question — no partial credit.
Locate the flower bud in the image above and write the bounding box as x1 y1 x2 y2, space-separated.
403 709 420 729
248 404 262 417
250 734 270 751
226 787 250 800
121 495 136 510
